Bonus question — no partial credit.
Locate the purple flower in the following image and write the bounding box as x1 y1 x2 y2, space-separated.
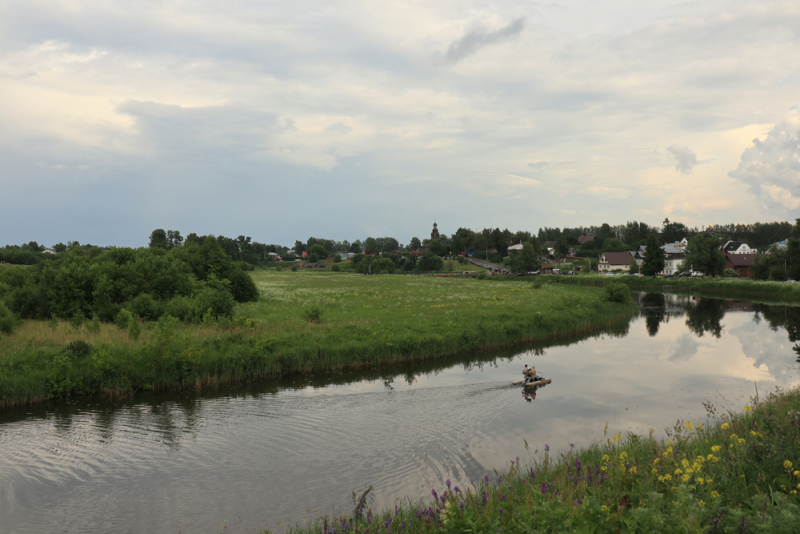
400 521 405 530
384 517 392 528
544 444 550 452
440 494 446 504
482 492 488 503
454 486 461 494
530 468 536 478
431 489 438 499
575 458 582 473
541 483 548 494
483 475 490 484
570 443 575 448
498 507 504 515
459 503 465 509
568 476 574 483
499 494 506 502
574 499 582 506
446 479 451 488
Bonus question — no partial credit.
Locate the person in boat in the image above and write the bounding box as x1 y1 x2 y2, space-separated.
523 365 538 380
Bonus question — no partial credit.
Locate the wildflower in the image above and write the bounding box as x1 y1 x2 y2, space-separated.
454 486 461 494
697 500 705 507
446 480 451 488
681 474 691 483
652 468 658 475
602 454 610 462
601 505 609 512
619 452 628 461
738 438 745 444
629 466 637 474
711 445 721 453
711 491 719 499
784 460 794 471
675 468 683 475
544 444 550 452
729 434 738 440
653 458 660 465
743 405 752 411
681 459 690 468
721 422 729 430
498 507 504 516
793 471 800 478
431 489 438 499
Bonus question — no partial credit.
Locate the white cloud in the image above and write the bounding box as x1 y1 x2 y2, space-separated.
442 18 525 64
728 121 800 215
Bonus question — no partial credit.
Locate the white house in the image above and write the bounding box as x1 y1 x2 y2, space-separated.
722 241 754 254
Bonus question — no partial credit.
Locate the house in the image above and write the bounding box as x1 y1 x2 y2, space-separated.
724 252 763 278
507 243 524 252
566 247 577 256
578 235 595 245
662 253 686 276
42 248 57 254
598 252 634 271
722 241 754 254
767 239 788 253
540 263 555 275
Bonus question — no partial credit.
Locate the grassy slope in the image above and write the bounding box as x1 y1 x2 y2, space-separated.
288 388 800 534
0 272 634 407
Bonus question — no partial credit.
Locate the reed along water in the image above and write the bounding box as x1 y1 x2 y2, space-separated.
1 293 799 533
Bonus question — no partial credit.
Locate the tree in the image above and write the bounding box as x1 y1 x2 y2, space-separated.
382 237 400 253
53 243 67 253
787 218 800 280
507 242 539 274
307 244 328 258
167 230 183 249
149 229 169 249
642 233 666 277
350 241 362 253
408 237 421 251
418 252 443 272
601 238 628 253
629 254 639 273
364 237 379 255
681 234 725 276
662 221 689 244
428 239 446 257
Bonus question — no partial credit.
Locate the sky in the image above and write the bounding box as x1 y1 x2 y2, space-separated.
2 0 800 248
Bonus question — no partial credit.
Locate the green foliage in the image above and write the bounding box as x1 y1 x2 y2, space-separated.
642 233 666 277
770 264 787 281
291 264 298 272
192 286 235 322
303 305 323 323
603 282 630 303
533 277 543 289
682 234 726 276
418 252 443 272
372 258 395 274
0 300 17 335
115 309 133 330
508 242 540 274
331 263 341 272
722 268 739 277
307 253 319 263
70 310 85 330
0 237 258 324
476 272 488 280
86 314 101 334
307 244 328 258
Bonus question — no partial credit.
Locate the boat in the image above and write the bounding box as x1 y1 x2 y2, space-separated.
512 376 552 387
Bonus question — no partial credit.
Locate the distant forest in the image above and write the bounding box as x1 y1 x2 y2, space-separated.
1 219 795 267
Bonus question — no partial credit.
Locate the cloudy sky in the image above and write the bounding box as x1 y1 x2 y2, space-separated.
2 0 800 247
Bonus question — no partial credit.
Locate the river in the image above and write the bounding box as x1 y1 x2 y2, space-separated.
1 293 799 533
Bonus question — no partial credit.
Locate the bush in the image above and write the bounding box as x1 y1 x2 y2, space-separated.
115 309 133 330
303 305 322 323
603 282 630 303
307 253 319 263
0 300 17 335
477 272 488 280
192 286 235 322
722 268 739 278
331 263 341 272
129 293 162 321
291 265 299 272
164 295 195 321
532 277 543 289
770 265 787 281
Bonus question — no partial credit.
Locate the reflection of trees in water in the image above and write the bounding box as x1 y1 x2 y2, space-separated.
752 304 800 343
684 298 726 338
640 293 667 337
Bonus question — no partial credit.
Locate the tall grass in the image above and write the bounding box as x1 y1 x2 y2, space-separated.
286 387 800 534
0 272 636 407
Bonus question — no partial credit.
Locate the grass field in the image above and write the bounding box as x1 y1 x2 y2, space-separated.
0 271 634 407
288 387 800 534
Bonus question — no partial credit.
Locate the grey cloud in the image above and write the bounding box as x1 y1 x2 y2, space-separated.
444 18 525 63
668 334 699 363
666 145 697 174
527 161 549 169
728 122 800 213
325 122 353 135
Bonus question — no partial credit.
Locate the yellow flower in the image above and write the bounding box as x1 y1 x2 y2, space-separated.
696 477 705 485
682 474 691 483
630 466 637 474
721 423 729 430
697 424 704 430
697 500 705 507
711 491 720 499
675 468 683 475
711 445 721 453
729 434 738 440
653 458 660 465
602 454 610 462
601 505 609 512
743 405 752 411
784 460 794 471
620 452 628 461
793 471 800 478
682 459 690 468
666 440 675 447
652 468 658 475
750 431 759 437
685 468 694 474
601 466 606 471
738 438 745 444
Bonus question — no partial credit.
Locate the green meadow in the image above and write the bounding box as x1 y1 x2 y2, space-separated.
0 271 635 407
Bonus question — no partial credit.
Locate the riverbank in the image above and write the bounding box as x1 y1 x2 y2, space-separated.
552 274 800 303
288 387 800 534
0 272 636 407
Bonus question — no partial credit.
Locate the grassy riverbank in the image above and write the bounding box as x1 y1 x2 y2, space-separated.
0 272 635 407
553 274 800 303
287 387 800 534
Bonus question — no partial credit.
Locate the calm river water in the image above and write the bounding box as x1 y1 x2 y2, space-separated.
1 293 799 533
